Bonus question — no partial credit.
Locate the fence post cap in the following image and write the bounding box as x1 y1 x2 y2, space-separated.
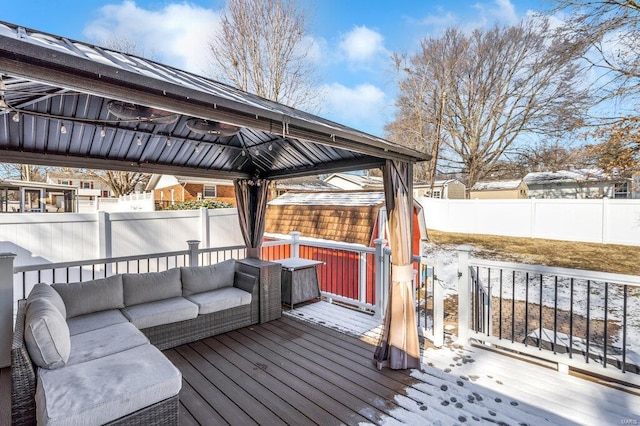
456 245 473 252
373 238 387 245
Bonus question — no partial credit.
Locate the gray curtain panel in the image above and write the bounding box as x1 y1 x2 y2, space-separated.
234 178 270 258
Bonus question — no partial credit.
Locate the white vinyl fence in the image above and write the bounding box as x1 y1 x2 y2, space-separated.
0 207 244 267
78 192 155 213
421 198 640 246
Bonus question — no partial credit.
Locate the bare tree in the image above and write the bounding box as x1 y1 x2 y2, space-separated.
388 19 590 189
0 163 50 181
554 0 640 102
208 0 320 110
85 170 149 197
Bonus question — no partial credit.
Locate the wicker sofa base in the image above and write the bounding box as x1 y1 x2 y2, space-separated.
106 395 179 425
142 283 260 351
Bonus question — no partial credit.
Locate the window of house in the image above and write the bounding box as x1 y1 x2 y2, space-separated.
60 180 71 186
614 182 629 198
102 190 110 197
203 185 216 198
432 190 441 199
81 181 92 189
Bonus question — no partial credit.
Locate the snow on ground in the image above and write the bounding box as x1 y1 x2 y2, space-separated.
420 243 640 364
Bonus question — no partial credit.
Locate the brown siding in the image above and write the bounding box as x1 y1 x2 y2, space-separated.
217 185 235 198
265 205 380 246
154 183 189 202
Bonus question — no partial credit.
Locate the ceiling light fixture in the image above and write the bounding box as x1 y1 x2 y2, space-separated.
107 101 179 124
100 127 106 137
136 135 142 146
185 118 240 137
60 123 67 134
11 112 19 123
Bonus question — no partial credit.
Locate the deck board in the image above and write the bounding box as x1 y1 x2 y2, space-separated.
166 302 640 425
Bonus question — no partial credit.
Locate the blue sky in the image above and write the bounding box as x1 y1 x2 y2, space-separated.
2 0 547 137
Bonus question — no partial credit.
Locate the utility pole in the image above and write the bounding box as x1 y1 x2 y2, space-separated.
429 91 446 195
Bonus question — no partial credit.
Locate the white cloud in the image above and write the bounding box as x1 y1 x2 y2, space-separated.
320 83 387 134
416 0 520 35
469 0 519 28
339 26 386 64
419 12 458 29
83 1 221 75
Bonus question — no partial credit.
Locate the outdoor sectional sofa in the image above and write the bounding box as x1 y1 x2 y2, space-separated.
11 258 264 425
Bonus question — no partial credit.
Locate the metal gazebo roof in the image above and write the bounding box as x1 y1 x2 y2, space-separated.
0 21 430 180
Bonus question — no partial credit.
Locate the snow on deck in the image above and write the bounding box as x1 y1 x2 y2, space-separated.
285 301 640 426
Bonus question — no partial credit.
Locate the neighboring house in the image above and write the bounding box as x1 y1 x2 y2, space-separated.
0 178 77 212
524 168 631 199
322 172 384 191
414 180 466 199
146 174 236 209
633 171 640 199
470 179 529 199
273 176 339 197
46 171 113 203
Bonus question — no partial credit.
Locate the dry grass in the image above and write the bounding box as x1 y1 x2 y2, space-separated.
427 229 640 276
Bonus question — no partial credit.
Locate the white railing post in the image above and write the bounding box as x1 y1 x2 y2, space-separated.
290 231 301 258
457 245 473 343
0 252 16 368
358 251 367 304
187 240 200 267
373 238 386 319
432 261 445 348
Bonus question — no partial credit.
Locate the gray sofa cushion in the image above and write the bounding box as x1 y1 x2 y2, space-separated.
27 283 67 319
186 287 252 315
122 268 182 306
66 309 129 336
67 322 149 366
24 298 71 370
181 259 236 296
122 296 198 329
52 275 124 318
36 344 182 426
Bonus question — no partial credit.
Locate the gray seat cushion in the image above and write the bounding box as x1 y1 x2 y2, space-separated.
186 287 252 315
52 275 124 318
24 298 71 370
181 259 236 296
27 283 67 318
67 322 149 366
36 344 182 426
122 268 182 306
66 309 129 336
122 296 198 329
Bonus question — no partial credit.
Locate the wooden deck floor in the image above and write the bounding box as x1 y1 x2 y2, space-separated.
168 302 640 425
3 302 639 425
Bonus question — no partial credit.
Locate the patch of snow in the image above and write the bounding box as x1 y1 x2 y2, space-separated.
524 168 612 185
471 179 523 191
